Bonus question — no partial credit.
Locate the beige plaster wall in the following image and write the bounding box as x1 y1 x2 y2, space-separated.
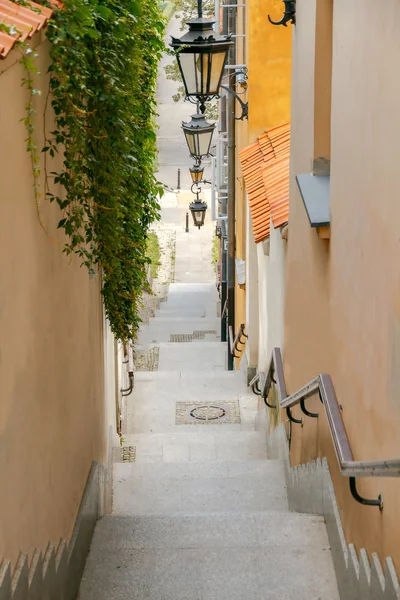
0 39 109 565
285 0 400 570
266 224 286 358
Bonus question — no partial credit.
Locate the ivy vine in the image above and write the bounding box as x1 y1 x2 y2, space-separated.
0 22 47 230
39 0 166 342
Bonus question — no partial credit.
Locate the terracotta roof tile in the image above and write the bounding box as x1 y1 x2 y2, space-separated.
0 0 57 59
239 138 270 242
262 156 290 228
239 122 290 243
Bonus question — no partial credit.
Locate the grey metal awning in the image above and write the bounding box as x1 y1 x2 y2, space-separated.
295 174 330 227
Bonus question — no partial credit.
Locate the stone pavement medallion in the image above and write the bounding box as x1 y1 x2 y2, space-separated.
176 401 241 425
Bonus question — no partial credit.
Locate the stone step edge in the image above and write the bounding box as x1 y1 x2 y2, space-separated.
98 510 321 521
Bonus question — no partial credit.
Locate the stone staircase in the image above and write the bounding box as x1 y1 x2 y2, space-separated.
78 283 339 599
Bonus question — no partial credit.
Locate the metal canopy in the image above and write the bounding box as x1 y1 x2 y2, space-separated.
296 173 330 227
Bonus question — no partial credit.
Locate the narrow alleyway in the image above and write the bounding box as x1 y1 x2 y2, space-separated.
78 13 339 599
78 189 339 599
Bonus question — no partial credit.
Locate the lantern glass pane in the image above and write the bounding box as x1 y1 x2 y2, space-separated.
198 129 213 157
208 51 227 94
179 50 227 97
192 209 204 227
178 53 198 95
184 130 197 156
191 168 203 183
180 52 213 96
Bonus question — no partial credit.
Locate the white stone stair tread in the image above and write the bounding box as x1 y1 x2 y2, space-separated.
156 303 208 311
139 322 219 344
134 369 243 380
114 458 284 480
145 316 219 323
168 282 215 292
158 342 226 371
79 513 339 600
113 463 287 514
120 432 268 462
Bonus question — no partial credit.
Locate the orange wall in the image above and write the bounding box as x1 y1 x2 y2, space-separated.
248 0 292 139
285 0 400 569
0 40 107 565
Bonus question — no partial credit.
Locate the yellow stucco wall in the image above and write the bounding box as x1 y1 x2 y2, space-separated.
0 40 109 566
285 0 400 571
248 0 292 139
234 0 292 367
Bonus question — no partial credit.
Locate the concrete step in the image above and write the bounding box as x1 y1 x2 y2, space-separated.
139 319 219 344
114 458 283 480
131 370 247 399
134 370 244 381
146 316 219 324
79 512 339 600
120 432 267 463
113 460 287 514
155 307 208 318
168 282 215 293
158 341 226 371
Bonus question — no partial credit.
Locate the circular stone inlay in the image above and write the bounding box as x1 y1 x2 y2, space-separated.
190 405 226 421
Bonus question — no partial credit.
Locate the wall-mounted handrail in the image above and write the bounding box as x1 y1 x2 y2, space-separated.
221 298 228 320
121 344 134 397
250 347 400 509
229 323 247 359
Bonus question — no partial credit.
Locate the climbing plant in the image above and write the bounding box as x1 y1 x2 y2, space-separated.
0 23 45 229
41 0 165 342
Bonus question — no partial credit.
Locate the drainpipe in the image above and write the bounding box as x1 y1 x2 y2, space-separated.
221 237 227 341
227 75 236 370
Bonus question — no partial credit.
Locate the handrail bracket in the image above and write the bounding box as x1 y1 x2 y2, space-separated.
300 398 318 419
286 406 302 425
349 477 383 510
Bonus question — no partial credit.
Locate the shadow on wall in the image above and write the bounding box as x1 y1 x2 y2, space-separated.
0 463 102 600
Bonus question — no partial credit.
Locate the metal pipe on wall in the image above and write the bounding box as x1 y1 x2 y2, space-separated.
227 75 236 370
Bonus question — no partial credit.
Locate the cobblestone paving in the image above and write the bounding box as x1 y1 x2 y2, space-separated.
175 400 241 425
112 446 137 462
134 346 160 371
169 330 217 342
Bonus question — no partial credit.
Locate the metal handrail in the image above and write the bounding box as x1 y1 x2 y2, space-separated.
229 323 247 359
250 347 400 509
221 298 228 320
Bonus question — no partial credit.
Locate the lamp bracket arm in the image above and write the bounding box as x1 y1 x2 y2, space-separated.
219 84 248 120
268 0 296 26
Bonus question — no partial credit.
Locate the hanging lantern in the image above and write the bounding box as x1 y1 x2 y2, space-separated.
190 164 204 183
170 11 233 113
182 114 215 160
189 198 207 229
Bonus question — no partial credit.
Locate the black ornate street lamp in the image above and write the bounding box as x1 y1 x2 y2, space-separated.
189 198 208 229
170 0 233 114
189 183 207 229
182 113 215 160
